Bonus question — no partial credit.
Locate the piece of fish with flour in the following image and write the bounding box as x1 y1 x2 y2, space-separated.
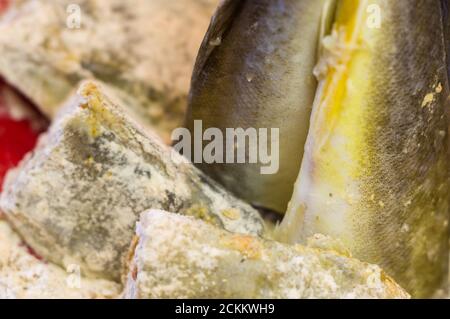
0 218 121 299
123 210 409 299
0 81 265 282
0 0 218 142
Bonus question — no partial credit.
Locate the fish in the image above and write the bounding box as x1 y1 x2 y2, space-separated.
0 0 218 142
278 0 450 298
123 209 409 299
441 0 450 298
187 0 335 213
0 81 265 282
0 219 121 299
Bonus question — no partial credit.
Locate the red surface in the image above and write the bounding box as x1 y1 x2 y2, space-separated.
0 4 46 261
0 117 40 188
19 242 44 261
0 82 46 261
0 0 43 193
0 0 9 14
0 83 45 191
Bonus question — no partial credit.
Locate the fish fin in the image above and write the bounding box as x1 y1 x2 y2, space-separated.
317 0 337 58
191 0 244 83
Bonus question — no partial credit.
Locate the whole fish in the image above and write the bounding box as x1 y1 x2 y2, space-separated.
278 0 450 298
187 0 335 213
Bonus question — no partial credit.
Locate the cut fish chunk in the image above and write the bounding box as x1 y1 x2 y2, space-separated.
123 210 409 299
0 81 264 282
0 0 219 142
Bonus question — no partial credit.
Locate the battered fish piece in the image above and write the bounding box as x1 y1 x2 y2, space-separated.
0 220 120 299
123 210 409 299
278 0 449 298
0 0 218 142
187 0 335 213
0 81 264 282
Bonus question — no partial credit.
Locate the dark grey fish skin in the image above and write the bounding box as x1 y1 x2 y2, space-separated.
187 0 330 213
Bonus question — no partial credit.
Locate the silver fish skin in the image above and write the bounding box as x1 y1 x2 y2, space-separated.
279 0 449 298
0 81 265 282
187 0 333 213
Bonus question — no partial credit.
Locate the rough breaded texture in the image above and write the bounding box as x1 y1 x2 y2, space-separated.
0 81 264 282
0 219 120 299
0 0 218 142
124 210 410 299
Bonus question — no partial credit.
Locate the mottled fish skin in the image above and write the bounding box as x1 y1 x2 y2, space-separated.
0 81 265 282
0 0 218 142
441 0 450 296
279 0 449 298
187 0 332 213
442 0 450 81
